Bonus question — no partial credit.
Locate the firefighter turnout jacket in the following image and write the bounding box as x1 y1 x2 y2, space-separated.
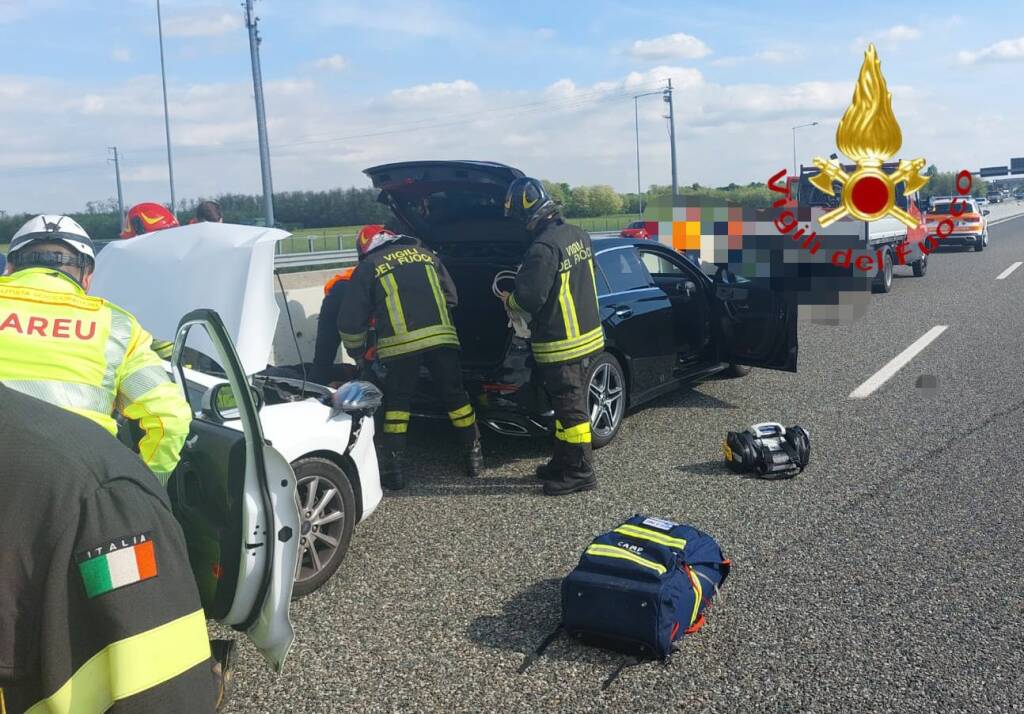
0 384 216 713
0 268 192 484
338 237 460 361
508 221 604 364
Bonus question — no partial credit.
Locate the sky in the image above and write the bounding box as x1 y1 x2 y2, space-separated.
1 0 1023 213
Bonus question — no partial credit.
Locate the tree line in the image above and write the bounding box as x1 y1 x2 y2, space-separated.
0 166 989 243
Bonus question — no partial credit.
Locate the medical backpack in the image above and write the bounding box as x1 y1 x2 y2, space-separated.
559 515 730 661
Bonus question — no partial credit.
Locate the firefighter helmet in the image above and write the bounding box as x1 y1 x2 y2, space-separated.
356 224 400 258
503 177 560 233
121 202 179 238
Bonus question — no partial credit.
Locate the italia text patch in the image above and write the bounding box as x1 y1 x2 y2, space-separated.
77 532 158 598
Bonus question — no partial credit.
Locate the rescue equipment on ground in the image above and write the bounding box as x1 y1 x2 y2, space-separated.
723 422 810 478
493 268 531 339
520 515 730 689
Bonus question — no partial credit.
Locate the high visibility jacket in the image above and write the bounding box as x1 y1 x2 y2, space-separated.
508 221 604 365
338 237 460 361
0 385 216 713
0 269 192 484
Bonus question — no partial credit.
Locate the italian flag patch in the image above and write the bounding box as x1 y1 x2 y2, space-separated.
77 532 158 598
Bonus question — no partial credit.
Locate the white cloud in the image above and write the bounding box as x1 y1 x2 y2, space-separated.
535 27 556 40
111 48 131 63
878 25 921 42
390 79 479 104
957 36 1024 64
629 33 711 60
311 54 348 72
163 11 241 38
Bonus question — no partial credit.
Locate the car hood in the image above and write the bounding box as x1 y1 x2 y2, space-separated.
363 160 529 249
91 223 290 375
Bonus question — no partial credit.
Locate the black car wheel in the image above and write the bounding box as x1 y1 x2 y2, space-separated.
291 457 355 599
587 353 626 449
912 252 928 277
975 235 985 252
724 364 752 378
872 249 893 293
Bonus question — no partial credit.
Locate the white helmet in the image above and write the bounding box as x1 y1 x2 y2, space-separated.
7 214 96 266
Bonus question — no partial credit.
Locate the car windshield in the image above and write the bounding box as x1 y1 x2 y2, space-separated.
929 201 976 214
628 221 645 228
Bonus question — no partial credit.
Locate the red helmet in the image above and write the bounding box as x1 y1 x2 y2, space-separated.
121 202 179 238
356 224 399 258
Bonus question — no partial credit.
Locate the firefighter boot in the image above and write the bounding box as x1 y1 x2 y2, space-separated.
210 639 236 712
543 469 597 496
380 451 406 491
534 460 562 481
466 440 484 478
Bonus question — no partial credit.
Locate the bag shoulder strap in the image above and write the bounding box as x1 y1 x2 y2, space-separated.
517 624 563 674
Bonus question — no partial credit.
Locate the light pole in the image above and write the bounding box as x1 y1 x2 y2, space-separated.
156 0 176 216
633 89 664 218
245 0 275 228
665 79 678 197
792 121 819 177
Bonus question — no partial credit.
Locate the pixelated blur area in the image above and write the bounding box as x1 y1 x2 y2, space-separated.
915 374 940 395
644 195 876 325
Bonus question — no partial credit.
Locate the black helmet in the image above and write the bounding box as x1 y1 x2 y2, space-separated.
504 177 559 232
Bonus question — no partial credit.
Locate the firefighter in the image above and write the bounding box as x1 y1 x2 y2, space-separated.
0 215 192 485
338 225 483 490
0 383 220 713
311 266 357 386
501 178 604 496
119 202 180 359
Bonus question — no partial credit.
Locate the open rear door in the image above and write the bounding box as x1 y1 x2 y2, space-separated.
711 272 798 372
169 309 300 672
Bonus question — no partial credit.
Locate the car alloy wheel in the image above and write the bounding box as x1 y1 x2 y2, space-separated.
587 353 626 448
291 457 355 598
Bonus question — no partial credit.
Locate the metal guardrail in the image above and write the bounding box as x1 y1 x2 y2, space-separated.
274 248 358 269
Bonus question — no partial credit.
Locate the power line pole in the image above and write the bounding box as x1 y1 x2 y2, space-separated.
108 147 125 224
156 0 176 216
664 78 678 197
244 0 275 228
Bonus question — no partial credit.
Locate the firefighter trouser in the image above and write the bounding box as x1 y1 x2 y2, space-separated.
539 358 594 477
380 347 479 454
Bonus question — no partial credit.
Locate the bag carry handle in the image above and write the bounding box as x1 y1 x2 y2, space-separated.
518 624 563 674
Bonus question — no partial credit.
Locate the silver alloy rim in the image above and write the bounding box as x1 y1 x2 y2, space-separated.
589 362 624 439
295 474 345 583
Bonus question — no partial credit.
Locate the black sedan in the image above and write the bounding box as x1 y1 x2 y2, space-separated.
363 160 798 448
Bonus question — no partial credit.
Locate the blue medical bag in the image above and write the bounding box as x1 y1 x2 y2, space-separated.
560 515 731 660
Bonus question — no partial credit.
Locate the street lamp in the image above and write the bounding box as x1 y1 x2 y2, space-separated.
792 121 819 177
634 88 666 218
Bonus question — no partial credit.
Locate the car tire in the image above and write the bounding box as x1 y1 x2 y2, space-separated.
291 457 356 599
872 249 893 294
975 234 986 252
587 352 627 450
723 363 752 378
912 253 928 277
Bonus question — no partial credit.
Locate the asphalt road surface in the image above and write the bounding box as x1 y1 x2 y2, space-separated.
224 214 1024 713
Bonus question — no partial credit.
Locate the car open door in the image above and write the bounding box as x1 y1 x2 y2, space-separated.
711 272 798 372
168 309 300 672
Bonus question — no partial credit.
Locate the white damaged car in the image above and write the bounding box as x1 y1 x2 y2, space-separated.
92 222 383 607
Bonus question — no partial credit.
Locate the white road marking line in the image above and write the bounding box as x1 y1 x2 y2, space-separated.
849 326 948 400
996 262 1022 280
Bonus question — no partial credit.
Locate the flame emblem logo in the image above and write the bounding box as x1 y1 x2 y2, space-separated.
811 44 928 228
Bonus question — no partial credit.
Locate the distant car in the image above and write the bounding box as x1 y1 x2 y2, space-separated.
927 197 990 252
619 220 651 239
975 196 988 206
987 192 1002 204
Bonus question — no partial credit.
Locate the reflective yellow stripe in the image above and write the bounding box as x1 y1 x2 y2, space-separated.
26 609 209 714
532 328 605 364
340 331 368 349
448 404 473 419
385 410 410 421
383 422 408 434
451 413 476 428
118 365 170 403
613 525 687 550
507 292 524 313
585 544 666 575
558 271 580 339
2 379 114 417
587 259 598 294
376 324 459 359
380 273 408 335
556 420 591 444
100 310 133 395
425 265 451 327
686 566 703 625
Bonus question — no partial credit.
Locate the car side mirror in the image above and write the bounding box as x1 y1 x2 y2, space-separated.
983 209 990 216
204 382 263 422
675 280 697 297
